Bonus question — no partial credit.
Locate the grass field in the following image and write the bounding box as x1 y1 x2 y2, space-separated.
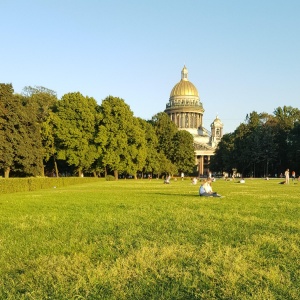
0 178 299 299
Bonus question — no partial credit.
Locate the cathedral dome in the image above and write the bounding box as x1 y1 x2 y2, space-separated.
170 81 199 97
170 65 199 97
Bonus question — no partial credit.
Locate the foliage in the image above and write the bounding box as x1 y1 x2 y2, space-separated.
154 152 178 176
150 112 178 160
0 84 18 177
98 96 147 179
287 122 300 170
171 130 195 173
210 133 235 173
137 118 160 174
22 86 58 176
0 84 44 177
2 83 300 180
54 92 99 176
105 175 116 181
211 107 300 177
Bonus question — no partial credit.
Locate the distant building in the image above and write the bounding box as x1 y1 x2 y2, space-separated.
165 65 223 176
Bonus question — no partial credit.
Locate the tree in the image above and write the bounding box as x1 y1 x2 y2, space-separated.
14 94 44 176
98 96 147 179
124 116 147 178
0 84 19 177
287 122 300 174
154 152 178 178
210 133 235 174
150 112 178 160
54 92 99 176
41 111 60 176
0 84 44 177
22 86 58 176
137 118 160 176
273 106 300 171
171 130 195 174
273 106 300 130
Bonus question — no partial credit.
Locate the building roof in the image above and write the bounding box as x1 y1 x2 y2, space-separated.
170 65 199 98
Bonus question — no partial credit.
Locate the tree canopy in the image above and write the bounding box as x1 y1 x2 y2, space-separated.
2 82 299 179
210 107 300 177
54 92 99 176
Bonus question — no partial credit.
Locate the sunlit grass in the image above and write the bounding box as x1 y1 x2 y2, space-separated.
0 178 299 299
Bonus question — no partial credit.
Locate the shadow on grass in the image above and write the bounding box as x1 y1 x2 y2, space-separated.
146 192 200 197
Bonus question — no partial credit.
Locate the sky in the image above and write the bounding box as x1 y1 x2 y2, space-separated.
1 0 299 133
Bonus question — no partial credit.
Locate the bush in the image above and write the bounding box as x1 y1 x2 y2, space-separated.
105 175 116 181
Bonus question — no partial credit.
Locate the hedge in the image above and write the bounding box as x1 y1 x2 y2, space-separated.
0 177 102 194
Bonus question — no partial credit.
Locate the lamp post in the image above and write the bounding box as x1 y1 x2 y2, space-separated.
297 150 300 176
265 149 269 178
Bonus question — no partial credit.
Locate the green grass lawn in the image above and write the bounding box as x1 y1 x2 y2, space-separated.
0 178 299 299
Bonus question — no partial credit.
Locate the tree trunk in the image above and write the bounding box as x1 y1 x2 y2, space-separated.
54 156 59 177
114 170 118 180
4 167 10 178
41 163 45 177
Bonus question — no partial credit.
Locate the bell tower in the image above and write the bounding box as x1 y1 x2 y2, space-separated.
210 115 223 147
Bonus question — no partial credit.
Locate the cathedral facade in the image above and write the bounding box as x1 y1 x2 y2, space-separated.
164 66 223 176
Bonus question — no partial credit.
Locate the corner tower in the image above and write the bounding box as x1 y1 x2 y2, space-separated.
210 115 224 147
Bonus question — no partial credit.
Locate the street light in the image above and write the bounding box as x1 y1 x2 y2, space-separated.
265 150 269 177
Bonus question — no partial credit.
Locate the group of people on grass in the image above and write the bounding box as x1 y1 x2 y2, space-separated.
165 168 299 198
283 169 300 184
163 174 222 197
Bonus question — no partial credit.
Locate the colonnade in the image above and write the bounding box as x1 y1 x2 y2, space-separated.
197 155 211 177
169 112 203 129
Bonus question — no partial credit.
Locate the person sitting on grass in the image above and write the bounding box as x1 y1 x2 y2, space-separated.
199 179 222 197
191 177 198 185
164 175 171 184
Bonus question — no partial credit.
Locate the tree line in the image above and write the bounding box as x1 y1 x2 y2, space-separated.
0 83 195 178
210 107 300 177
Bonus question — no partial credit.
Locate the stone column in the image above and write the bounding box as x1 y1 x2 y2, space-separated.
198 156 204 176
197 114 201 128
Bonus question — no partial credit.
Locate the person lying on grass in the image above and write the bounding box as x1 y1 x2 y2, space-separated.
199 179 222 197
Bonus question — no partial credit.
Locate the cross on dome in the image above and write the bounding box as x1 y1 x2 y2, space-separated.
181 65 188 81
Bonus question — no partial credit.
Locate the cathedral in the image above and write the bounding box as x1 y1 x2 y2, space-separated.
164 66 223 176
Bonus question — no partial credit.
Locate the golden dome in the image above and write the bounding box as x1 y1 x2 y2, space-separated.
170 66 199 97
170 81 199 97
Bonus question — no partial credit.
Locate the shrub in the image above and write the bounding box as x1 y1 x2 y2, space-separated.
105 175 116 181
0 177 100 194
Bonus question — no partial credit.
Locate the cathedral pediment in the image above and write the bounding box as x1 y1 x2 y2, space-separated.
194 142 214 151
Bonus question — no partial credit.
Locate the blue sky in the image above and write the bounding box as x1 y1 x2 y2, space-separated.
2 0 299 133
